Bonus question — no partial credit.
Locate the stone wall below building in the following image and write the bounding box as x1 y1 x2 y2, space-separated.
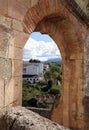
26 107 52 119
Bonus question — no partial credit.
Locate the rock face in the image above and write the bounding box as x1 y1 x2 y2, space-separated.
0 106 70 130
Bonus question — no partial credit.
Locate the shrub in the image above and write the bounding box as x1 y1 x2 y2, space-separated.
27 98 37 107
41 86 49 92
47 80 53 89
49 88 60 95
22 100 28 106
35 85 41 91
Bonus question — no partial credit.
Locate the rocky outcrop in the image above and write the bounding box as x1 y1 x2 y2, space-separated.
0 106 70 130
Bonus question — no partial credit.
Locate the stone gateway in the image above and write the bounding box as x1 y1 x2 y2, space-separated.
0 0 89 130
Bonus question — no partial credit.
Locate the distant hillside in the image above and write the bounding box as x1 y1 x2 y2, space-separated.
46 58 62 64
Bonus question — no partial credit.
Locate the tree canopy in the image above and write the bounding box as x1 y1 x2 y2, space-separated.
29 59 41 63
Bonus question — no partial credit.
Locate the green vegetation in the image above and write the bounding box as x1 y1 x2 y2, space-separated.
44 64 62 86
22 63 62 108
49 87 61 95
29 59 41 63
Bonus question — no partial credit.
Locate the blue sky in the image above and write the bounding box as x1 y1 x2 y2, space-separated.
30 32 53 42
23 32 61 61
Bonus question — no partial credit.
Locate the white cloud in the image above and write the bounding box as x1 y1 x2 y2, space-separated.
23 37 61 61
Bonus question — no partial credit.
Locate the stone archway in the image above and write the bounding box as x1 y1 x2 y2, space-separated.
1 0 89 130
23 0 84 129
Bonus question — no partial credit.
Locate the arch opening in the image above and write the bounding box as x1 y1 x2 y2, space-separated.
0 0 85 130
22 0 84 129
22 32 62 119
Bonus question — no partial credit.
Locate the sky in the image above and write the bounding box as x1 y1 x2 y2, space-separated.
23 32 61 61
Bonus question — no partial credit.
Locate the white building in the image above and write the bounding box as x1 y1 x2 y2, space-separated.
23 61 44 84
23 75 39 84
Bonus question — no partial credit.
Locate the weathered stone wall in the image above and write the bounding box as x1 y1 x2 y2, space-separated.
0 0 39 21
0 14 29 110
83 26 89 129
0 0 89 130
24 1 85 129
0 106 70 130
0 24 13 109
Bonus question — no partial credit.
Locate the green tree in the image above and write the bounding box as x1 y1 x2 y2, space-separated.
29 59 41 63
49 64 62 85
47 80 53 89
52 71 59 85
44 71 52 82
57 75 62 83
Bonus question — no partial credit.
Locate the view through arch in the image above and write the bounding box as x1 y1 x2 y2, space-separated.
22 32 62 119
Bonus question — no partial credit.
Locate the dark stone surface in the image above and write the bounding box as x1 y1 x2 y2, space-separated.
83 96 89 129
26 107 52 119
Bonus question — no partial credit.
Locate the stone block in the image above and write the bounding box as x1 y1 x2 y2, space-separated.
5 78 14 106
8 44 14 59
0 58 12 80
24 12 36 33
77 79 84 121
62 59 71 81
51 102 63 125
13 76 22 106
77 119 85 130
30 0 39 7
0 15 12 29
12 19 23 32
0 0 8 15
77 109 84 120
84 77 89 96
63 80 70 94
14 47 22 60
62 93 69 127
0 79 5 108
4 76 22 107
13 30 29 48
63 94 69 106
4 17 12 28
70 53 83 60
27 5 43 26
77 79 84 96
8 0 37 21
75 60 83 79
0 25 12 58
0 15 5 25
63 107 69 127
12 60 22 77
